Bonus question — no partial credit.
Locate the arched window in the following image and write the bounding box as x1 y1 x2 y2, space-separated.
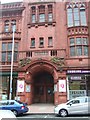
39 5 45 22
31 6 36 23
48 5 53 22
80 5 87 26
67 3 87 27
67 7 73 27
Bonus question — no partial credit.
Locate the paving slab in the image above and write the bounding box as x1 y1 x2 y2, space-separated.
27 103 55 114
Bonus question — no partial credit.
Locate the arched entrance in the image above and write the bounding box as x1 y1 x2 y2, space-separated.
32 70 54 103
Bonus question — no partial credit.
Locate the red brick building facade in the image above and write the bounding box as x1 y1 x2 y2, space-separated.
0 0 90 105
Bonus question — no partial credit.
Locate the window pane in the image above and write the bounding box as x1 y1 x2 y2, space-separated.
76 38 82 45
11 20 16 32
83 38 88 45
31 38 35 47
80 7 87 26
70 38 75 45
48 37 53 46
39 14 45 22
48 13 53 22
11 24 16 32
31 14 36 23
8 43 12 51
76 46 82 56
14 43 18 51
14 52 18 61
84 46 88 56
67 8 73 27
4 25 9 32
2 52 6 62
39 37 44 46
70 47 75 56
74 7 80 26
7 52 12 62
2 43 6 51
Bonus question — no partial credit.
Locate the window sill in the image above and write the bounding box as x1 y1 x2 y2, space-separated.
39 46 44 48
30 46 35 48
28 21 56 28
48 45 53 48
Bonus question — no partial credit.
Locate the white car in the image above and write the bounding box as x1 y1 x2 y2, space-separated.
54 96 90 117
0 110 17 120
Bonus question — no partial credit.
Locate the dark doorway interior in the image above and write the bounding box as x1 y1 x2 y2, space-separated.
33 71 54 103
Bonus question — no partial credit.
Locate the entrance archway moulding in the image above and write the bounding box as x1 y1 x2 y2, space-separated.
17 59 67 105
25 59 59 83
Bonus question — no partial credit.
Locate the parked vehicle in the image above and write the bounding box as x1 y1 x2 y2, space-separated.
0 110 17 120
0 100 29 116
54 96 90 117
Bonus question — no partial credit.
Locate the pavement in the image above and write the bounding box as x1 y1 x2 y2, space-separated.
27 103 55 114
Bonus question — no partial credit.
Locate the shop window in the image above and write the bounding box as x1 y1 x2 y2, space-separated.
69 80 87 99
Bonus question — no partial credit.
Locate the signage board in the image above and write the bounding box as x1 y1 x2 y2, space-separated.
26 85 31 92
17 80 24 92
59 80 66 92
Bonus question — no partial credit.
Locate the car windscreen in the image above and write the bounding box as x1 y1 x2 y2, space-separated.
15 100 23 104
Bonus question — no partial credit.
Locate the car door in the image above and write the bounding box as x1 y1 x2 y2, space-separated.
0 101 9 110
67 99 83 115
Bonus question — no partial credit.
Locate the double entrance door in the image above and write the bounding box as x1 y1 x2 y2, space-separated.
34 84 54 103
33 71 54 103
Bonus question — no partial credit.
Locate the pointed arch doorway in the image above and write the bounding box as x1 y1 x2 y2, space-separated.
33 70 54 103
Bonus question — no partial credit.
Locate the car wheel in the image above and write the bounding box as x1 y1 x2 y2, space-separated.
59 109 68 117
12 110 18 116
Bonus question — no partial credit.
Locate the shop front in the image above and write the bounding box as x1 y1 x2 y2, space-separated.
67 70 90 100
0 72 18 100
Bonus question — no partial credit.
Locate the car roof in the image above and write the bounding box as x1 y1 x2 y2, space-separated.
0 100 15 102
74 96 89 99
0 110 17 119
